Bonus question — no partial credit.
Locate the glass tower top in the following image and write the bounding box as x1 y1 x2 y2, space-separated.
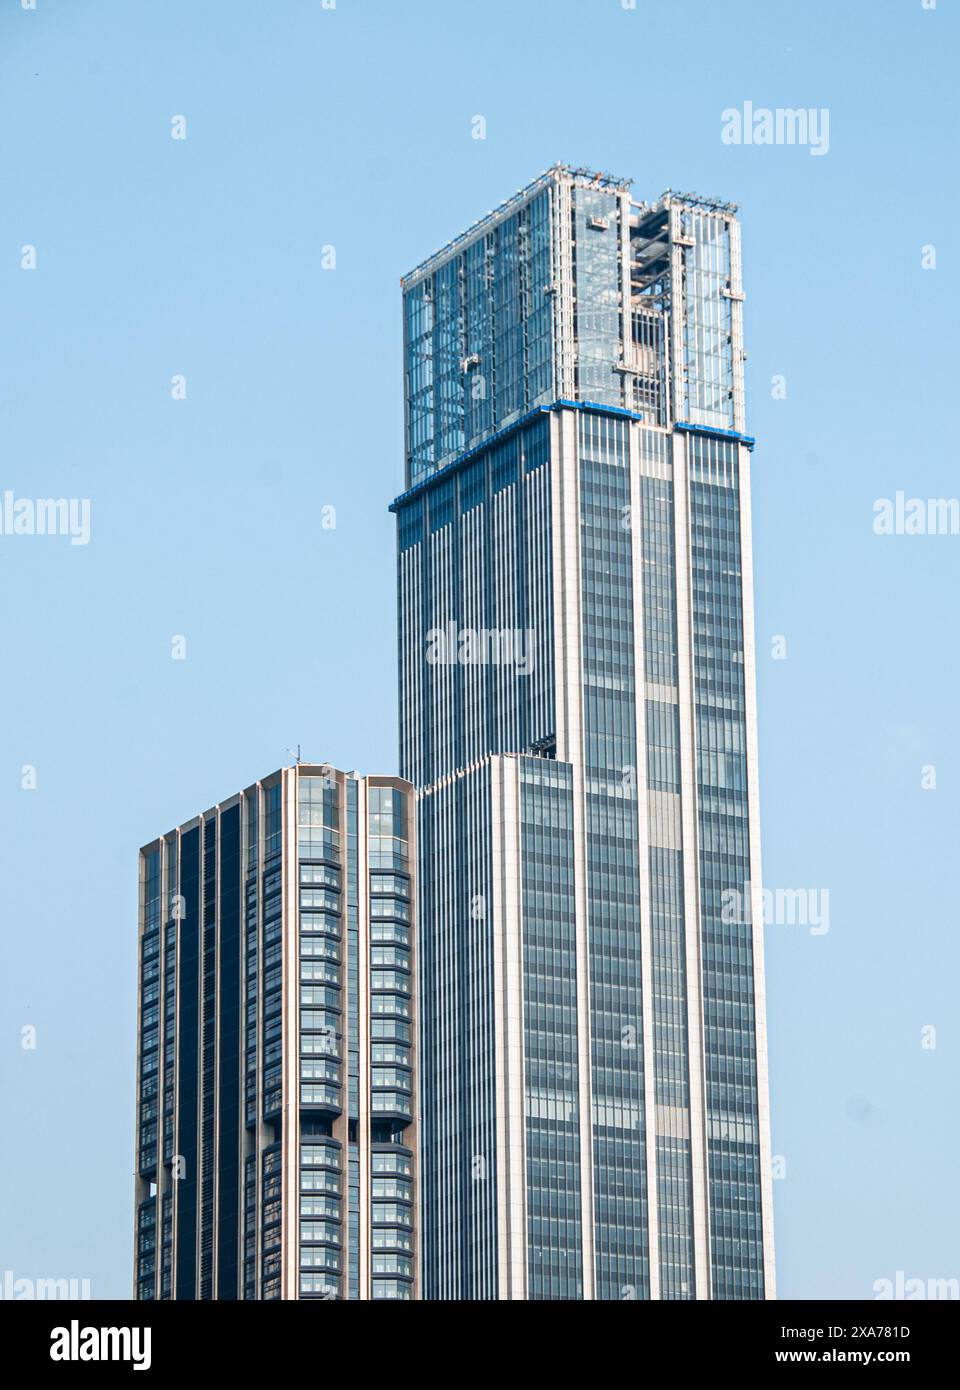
401 164 746 488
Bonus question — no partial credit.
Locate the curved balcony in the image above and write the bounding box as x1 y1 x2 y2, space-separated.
299 1081 343 1117
370 1088 413 1122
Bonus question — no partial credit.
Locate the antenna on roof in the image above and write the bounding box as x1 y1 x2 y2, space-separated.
286 743 302 765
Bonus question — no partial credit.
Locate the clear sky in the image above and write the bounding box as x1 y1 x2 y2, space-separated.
1 0 957 1301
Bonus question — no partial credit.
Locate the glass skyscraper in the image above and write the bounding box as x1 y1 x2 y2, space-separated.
392 164 775 1299
134 763 418 1300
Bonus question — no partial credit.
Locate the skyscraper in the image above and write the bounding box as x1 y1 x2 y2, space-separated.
392 164 775 1299
134 764 418 1300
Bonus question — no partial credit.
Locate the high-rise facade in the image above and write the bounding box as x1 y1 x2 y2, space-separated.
392 165 775 1299
134 763 418 1301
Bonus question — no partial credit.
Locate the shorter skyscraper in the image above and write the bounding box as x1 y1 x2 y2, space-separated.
134 763 417 1301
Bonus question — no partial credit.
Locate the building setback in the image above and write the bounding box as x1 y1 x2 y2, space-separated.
392 164 775 1299
134 763 418 1300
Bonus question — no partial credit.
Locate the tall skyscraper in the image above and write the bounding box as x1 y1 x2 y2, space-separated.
134 764 418 1300
392 164 775 1299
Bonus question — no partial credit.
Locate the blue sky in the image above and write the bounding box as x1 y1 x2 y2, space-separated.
1 0 957 1300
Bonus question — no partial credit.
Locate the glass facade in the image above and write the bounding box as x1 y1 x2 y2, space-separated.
416 762 499 1299
579 413 650 1300
688 436 765 1298
404 186 555 484
134 765 418 1300
679 211 738 430
520 759 582 1299
395 166 773 1299
572 188 623 408
398 412 555 791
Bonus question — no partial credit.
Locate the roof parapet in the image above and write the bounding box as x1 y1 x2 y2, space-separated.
659 188 739 215
401 162 633 290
